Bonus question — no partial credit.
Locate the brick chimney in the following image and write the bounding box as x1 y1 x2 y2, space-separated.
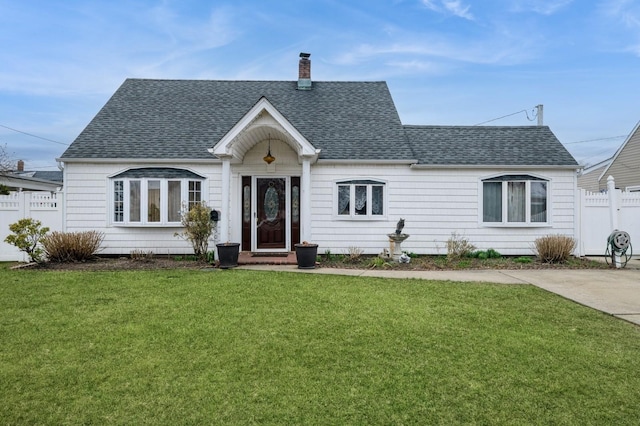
297 52 312 90
17 160 24 172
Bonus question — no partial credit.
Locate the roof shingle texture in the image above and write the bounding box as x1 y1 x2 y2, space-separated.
61 78 578 167
404 125 578 166
61 79 411 161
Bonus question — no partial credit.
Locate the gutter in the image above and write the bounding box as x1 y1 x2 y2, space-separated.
410 164 580 170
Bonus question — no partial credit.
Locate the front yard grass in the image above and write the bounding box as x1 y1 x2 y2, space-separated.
1 266 639 424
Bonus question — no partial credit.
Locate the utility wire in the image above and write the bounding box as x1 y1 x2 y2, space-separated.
564 135 626 145
0 123 70 146
473 107 537 126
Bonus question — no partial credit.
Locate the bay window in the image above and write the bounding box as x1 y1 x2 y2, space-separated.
111 168 205 225
482 175 549 225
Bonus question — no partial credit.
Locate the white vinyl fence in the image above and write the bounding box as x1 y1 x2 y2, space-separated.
0 191 63 261
577 177 640 256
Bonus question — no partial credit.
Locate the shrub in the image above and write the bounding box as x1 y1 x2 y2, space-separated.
346 246 364 262
486 248 502 259
534 235 576 263
42 230 104 262
4 218 49 263
369 257 390 269
446 232 476 260
323 249 334 261
514 256 533 264
130 249 154 262
174 202 213 260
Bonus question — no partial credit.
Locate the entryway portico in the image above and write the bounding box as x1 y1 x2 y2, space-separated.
209 97 320 250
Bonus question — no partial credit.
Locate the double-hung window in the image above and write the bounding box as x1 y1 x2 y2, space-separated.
111 168 205 226
482 175 549 225
336 179 385 219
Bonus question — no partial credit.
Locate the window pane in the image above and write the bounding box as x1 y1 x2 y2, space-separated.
243 185 251 223
483 182 502 222
507 181 526 222
355 185 367 215
338 185 350 215
188 181 201 210
114 181 124 222
531 182 547 223
371 185 383 215
292 185 300 223
168 181 181 222
130 180 140 222
148 180 161 222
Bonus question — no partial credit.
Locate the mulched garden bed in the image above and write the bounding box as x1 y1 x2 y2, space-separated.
15 254 612 271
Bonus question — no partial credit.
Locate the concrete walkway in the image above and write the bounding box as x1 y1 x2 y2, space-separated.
239 261 640 326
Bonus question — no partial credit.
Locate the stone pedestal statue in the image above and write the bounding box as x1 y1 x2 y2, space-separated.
388 233 409 262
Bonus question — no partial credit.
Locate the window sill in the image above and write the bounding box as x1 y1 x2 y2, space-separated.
111 223 183 228
334 215 387 221
481 223 552 228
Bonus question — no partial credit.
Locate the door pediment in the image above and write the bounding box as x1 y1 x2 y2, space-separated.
210 97 320 163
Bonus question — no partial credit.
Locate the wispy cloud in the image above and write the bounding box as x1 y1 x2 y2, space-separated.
0 2 241 96
597 0 640 56
510 0 574 15
601 0 640 27
421 0 474 20
331 30 539 71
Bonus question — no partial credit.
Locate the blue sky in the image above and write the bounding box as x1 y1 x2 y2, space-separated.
1 0 639 171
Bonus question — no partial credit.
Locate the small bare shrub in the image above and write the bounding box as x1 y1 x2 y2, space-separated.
130 250 155 262
346 246 364 262
534 234 576 263
42 230 104 262
446 232 476 260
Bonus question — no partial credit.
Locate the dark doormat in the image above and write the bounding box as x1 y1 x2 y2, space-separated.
251 252 290 257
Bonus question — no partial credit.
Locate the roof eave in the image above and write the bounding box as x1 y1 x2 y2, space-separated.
410 164 580 170
57 157 220 164
318 159 418 165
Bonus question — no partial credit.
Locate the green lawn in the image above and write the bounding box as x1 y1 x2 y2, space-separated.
1 266 639 424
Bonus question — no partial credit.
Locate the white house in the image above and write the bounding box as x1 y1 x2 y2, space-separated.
57 53 579 256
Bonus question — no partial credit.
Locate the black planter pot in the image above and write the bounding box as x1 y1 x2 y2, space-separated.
294 243 318 269
216 243 240 269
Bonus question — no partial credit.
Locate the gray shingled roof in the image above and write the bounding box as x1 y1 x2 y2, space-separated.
60 78 577 167
60 79 412 161
404 125 578 166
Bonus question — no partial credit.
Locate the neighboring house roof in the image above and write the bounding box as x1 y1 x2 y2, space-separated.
577 157 612 192
0 171 63 191
60 78 578 167
598 120 640 188
19 170 63 183
404 125 578 166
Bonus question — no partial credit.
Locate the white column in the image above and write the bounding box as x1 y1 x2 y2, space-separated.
300 157 312 242
220 157 231 243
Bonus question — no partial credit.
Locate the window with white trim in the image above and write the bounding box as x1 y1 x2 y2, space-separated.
482 175 549 225
336 180 385 218
111 168 205 226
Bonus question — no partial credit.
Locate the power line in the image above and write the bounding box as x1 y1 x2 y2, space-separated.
473 107 537 126
0 123 70 146
564 135 626 145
